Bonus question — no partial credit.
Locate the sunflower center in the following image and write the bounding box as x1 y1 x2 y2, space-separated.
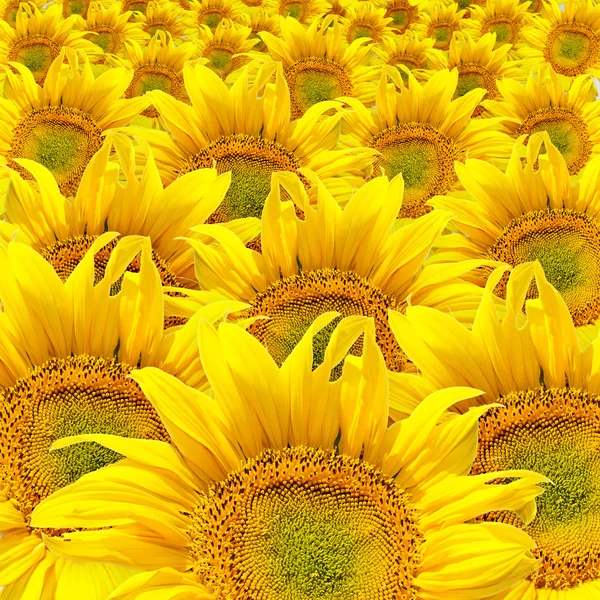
488 208 600 326
282 1 305 19
201 10 223 29
86 27 120 53
203 45 245 79
545 24 598 76
39 234 180 291
124 0 148 13
128 64 181 118
347 23 374 42
63 0 88 16
483 18 517 45
8 106 103 197
145 20 171 36
430 24 453 50
285 58 352 119
370 123 462 219
0 355 169 530
472 387 600 590
4 1 19 26
7 37 61 84
245 268 406 375
517 108 590 175
179 133 307 223
190 446 423 600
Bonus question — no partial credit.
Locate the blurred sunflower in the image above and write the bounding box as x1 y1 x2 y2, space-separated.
520 0 600 79
247 9 280 50
325 0 351 18
134 0 196 40
0 2 102 85
265 0 331 24
59 0 110 18
414 1 465 50
463 0 532 57
0 50 149 201
121 0 153 16
106 31 196 125
257 16 380 118
373 32 441 82
197 20 257 79
133 63 374 225
188 0 248 30
0 236 244 598
340 2 394 44
2 133 233 289
426 32 525 117
484 66 600 174
431 135 600 343
390 262 600 598
30 316 544 600
383 0 421 33
186 172 499 372
0 0 45 27
77 1 150 57
342 69 514 219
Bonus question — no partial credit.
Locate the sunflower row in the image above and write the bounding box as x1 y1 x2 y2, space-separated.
1 0 600 598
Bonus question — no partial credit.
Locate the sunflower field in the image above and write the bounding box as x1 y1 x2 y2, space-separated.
0 0 599 597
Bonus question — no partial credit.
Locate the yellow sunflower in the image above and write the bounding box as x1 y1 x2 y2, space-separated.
185 171 501 373
462 0 533 58
0 2 102 85
426 32 525 117
0 236 244 598
430 134 600 343
519 0 600 79
120 0 153 17
196 20 257 79
383 0 421 33
372 31 442 82
0 0 45 27
264 0 331 24
106 32 196 125
29 316 545 599
131 62 374 223
340 2 394 44
414 1 465 50
133 0 196 41
76 1 150 58
247 9 280 51
188 0 248 31
59 0 110 18
1 132 236 290
325 0 352 19
257 16 380 118
484 66 600 174
390 262 600 598
0 50 149 208
342 68 514 219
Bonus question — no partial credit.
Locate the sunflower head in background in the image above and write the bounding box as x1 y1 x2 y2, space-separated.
414 1 465 51
29 315 546 599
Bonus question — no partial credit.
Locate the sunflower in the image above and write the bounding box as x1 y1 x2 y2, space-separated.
0 235 245 597
0 2 102 85
196 20 257 79
448 0 487 18
383 0 421 33
426 32 525 117
188 0 248 31
342 68 514 219
185 171 501 374
462 0 533 58
257 16 380 118
264 0 331 24
0 50 149 204
372 31 441 82
340 2 394 44
519 0 600 79
389 260 600 598
0 0 45 27
29 315 545 600
247 9 280 51
1 130 236 289
133 0 196 41
414 1 465 51
76 1 150 57
132 62 375 225
430 134 600 343
59 0 110 18
106 31 196 124
325 0 351 19
484 66 600 174
121 0 153 16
